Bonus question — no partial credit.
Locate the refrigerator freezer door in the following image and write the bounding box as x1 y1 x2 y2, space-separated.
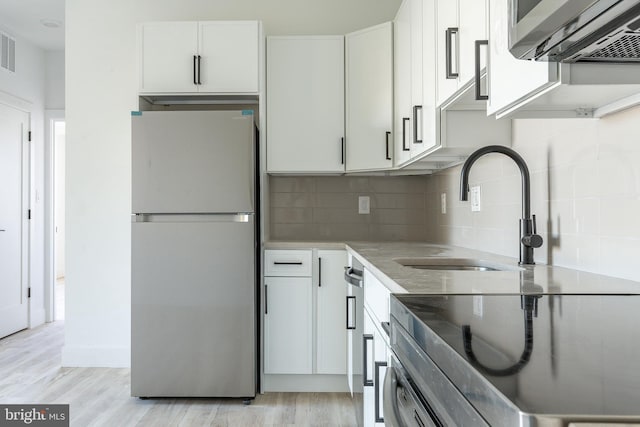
132 110 254 214
131 216 255 397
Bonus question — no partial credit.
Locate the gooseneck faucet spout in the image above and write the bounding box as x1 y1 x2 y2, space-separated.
459 145 543 265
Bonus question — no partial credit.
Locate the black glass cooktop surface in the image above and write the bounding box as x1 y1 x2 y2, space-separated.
391 293 640 418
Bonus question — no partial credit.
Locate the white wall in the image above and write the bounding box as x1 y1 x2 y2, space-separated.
45 51 65 110
63 0 401 367
0 27 47 328
427 107 640 283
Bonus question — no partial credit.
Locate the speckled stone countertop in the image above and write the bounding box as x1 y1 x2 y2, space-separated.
346 241 640 295
264 241 346 250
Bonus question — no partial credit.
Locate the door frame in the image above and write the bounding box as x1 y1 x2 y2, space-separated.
0 90 32 329
44 109 65 322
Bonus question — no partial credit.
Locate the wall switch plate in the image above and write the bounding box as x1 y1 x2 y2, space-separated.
358 196 370 214
470 185 481 212
473 295 483 317
441 193 447 214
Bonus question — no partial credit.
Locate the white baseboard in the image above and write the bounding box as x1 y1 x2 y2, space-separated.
264 374 348 392
61 345 130 368
30 307 46 328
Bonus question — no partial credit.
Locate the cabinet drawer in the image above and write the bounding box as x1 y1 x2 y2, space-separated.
265 250 312 276
364 269 390 324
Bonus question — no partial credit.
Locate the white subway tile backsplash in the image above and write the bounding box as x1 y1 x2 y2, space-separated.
428 106 640 282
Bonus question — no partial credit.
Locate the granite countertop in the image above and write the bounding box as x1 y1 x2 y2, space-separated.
264 241 347 250
346 241 640 295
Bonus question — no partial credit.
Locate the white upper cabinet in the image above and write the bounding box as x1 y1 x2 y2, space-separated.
266 36 345 174
436 0 488 106
486 0 560 117
487 0 640 119
435 0 459 106
197 22 259 93
403 0 511 172
345 23 394 172
393 0 416 167
138 21 260 94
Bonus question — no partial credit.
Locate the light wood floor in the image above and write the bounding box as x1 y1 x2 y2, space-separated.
0 322 356 426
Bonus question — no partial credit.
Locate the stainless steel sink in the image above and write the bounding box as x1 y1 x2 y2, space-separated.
394 257 523 272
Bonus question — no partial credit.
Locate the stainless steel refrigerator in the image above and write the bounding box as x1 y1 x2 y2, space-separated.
131 110 256 398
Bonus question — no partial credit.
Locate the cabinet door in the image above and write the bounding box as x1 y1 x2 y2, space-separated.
486 0 559 117
394 0 413 166
363 310 387 427
345 23 394 171
138 22 198 93
436 0 460 105
409 0 427 159
264 277 312 374
316 250 348 375
421 0 439 154
198 21 259 93
458 0 488 87
267 36 345 173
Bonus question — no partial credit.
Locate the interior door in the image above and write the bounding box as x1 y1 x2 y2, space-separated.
0 102 29 339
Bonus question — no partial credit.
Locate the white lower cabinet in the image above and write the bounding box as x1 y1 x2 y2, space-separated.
363 307 388 427
363 268 391 427
317 250 348 375
264 248 348 392
264 276 313 374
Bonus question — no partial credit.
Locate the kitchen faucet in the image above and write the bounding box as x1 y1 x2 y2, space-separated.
459 145 543 265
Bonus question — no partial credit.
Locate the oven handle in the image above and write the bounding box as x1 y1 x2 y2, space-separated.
344 266 363 287
383 366 403 427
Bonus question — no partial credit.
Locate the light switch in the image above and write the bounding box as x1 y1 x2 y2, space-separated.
470 185 481 212
358 196 370 214
473 295 483 317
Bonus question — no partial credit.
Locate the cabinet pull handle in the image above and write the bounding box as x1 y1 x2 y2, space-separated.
375 361 388 423
193 55 197 85
264 284 268 315
363 334 374 386
197 55 202 85
402 118 410 152
446 27 459 79
385 132 392 160
273 261 303 265
346 296 356 330
413 105 422 144
341 137 345 165
475 40 489 101
318 257 322 287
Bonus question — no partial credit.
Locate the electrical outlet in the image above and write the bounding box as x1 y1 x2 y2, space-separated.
358 196 370 214
470 185 481 212
441 193 447 214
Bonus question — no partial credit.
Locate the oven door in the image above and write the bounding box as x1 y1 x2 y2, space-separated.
383 357 441 427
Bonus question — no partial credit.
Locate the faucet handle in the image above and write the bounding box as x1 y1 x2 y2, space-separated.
522 214 543 248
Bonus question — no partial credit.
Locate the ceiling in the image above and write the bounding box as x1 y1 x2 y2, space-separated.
0 0 65 51
0 0 402 52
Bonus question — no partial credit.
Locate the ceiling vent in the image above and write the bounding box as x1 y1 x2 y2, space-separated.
1 32 16 72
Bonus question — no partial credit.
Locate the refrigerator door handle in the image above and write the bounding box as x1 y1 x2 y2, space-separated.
131 213 253 223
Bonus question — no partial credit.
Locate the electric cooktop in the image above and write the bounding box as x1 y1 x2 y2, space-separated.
391 293 640 423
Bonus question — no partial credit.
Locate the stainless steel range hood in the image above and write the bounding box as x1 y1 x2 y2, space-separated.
510 0 640 63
